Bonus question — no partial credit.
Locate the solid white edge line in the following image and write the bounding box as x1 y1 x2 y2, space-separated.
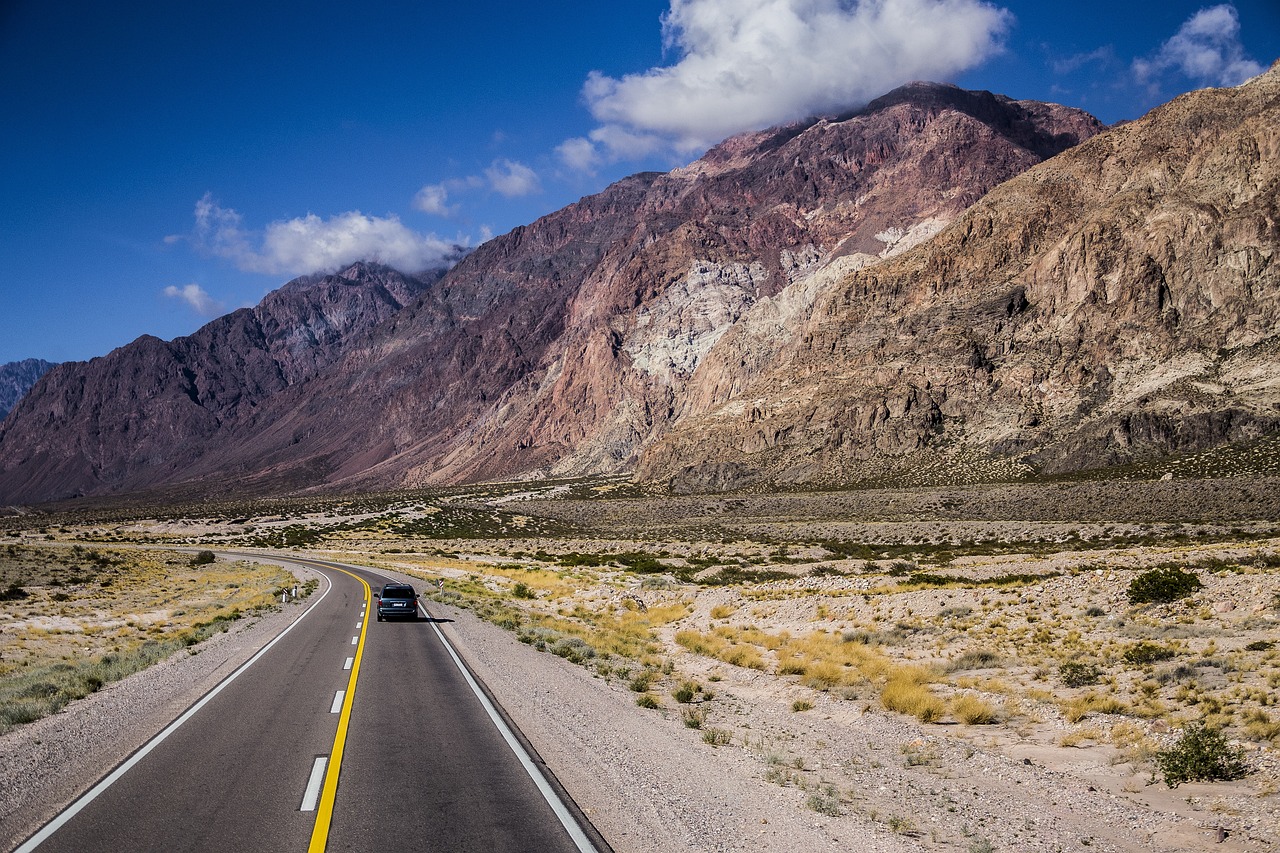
427 619 598 853
330 691 345 714
13 569 334 853
300 757 328 812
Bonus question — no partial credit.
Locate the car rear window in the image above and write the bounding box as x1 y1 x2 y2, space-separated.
381 587 414 599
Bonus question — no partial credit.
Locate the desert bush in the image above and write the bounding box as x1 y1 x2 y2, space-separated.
881 678 945 722
1245 640 1274 652
1063 692 1128 723
511 581 536 599
1059 661 1102 687
702 727 731 746
1155 722 1248 787
635 693 660 709
800 660 845 690
720 645 766 670
672 681 698 703
674 629 721 656
680 706 706 729
1243 709 1280 743
952 694 999 725
792 699 814 712
807 787 842 816
1124 642 1177 665
628 670 657 692
549 636 595 664
1127 566 1202 604
191 550 216 565
948 649 1002 671
776 654 808 676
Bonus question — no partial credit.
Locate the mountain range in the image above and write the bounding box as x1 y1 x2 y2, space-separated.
1 64 1276 505
0 359 56 422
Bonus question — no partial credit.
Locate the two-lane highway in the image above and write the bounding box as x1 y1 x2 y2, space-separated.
14 556 603 853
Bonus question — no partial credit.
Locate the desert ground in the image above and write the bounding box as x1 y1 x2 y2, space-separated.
1 473 1278 852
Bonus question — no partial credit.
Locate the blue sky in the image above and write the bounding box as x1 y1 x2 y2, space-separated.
1 0 1276 365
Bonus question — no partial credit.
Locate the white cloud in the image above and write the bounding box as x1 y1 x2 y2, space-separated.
1133 4 1264 88
556 137 602 174
571 0 1011 162
190 193 462 276
484 159 542 197
163 283 224 317
413 183 455 216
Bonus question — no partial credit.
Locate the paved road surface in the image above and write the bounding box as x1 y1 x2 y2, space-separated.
15 556 603 853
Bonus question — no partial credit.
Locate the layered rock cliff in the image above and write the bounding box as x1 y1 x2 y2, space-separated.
637 63 1280 491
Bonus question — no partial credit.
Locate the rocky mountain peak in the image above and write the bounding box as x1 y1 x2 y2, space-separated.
0 359 57 422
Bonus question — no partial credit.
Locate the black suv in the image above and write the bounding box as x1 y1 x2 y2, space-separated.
376 583 420 621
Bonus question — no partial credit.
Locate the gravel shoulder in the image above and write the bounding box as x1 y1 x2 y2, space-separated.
425 594 1277 853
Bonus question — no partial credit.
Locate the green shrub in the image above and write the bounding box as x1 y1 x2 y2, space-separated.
549 636 595 664
1059 661 1102 687
680 707 705 729
949 650 1002 671
191 550 217 565
1156 722 1248 787
511 581 536 599
1127 566 1202 604
1124 642 1177 665
702 727 731 746
635 693 660 709
629 670 656 692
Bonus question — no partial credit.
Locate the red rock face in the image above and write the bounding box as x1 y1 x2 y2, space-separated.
0 82 1108 503
638 65 1280 491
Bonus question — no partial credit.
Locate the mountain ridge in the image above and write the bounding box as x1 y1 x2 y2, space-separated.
636 63 1280 491
16 71 1272 504
0 359 57 422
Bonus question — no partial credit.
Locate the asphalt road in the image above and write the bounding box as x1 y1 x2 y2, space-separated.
14 557 604 853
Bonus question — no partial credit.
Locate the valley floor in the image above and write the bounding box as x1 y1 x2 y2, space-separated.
2 478 1279 851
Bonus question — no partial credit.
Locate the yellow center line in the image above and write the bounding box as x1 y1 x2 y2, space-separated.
307 564 371 853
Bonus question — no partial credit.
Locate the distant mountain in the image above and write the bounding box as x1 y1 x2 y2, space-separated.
0 359 57 421
638 62 1280 490
1 74 1196 504
0 264 440 500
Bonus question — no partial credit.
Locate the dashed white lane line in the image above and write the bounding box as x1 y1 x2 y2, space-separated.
356 621 363 628
344 657 354 670
330 691 345 714
301 757 328 812
351 636 358 645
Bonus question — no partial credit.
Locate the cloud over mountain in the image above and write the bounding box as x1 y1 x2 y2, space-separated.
162 283 224 317
561 0 1011 166
1134 4 1264 89
188 193 461 276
